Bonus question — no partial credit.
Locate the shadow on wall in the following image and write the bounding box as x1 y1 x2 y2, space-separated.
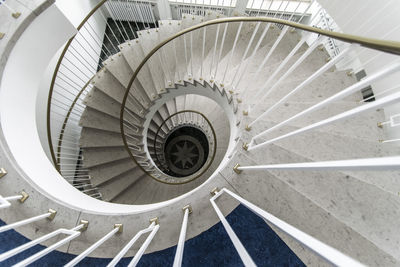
0 205 304 266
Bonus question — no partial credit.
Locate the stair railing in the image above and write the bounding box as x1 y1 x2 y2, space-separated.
120 16 400 170
116 17 400 265
0 171 160 266
210 187 365 267
46 0 158 199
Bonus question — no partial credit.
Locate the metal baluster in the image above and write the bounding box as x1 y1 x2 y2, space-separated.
173 206 192 267
82 25 112 58
105 1 128 42
127 220 160 267
99 9 123 48
65 225 123 267
0 210 56 233
190 30 194 79
200 26 206 80
107 221 158 267
209 24 221 81
126 0 140 35
249 61 400 146
213 188 364 267
210 191 256 267
214 23 228 82
248 46 351 126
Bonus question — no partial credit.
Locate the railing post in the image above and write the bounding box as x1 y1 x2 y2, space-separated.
128 218 160 267
65 224 123 267
235 157 400 172
1 220 88 266
173 205 192 267
249 90 400 150
218 188 365 267
210 189 256 267
249 60 400 140
0 209 57 233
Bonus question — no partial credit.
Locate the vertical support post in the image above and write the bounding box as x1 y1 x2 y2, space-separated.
128 218 160 267
65 224 122 267
173 205 192 267
210 191 256 267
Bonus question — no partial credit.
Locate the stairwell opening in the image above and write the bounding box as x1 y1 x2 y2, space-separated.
163 126 209 177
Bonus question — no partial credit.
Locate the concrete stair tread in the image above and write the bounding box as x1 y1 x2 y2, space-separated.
103 52 134 88
80 128 143 149
252 121 398 161
119 40 159 100
221 153 399 266
82 147 130 168
98 167 145 201
254 103 385 141
138 28 168 92
92 70 147 114
246 142 400 259
89 158 137 186
83 87 123 119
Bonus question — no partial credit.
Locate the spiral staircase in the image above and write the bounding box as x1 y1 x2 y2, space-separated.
1 0 400 266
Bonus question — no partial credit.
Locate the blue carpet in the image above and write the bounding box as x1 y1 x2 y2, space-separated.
0 204 305 266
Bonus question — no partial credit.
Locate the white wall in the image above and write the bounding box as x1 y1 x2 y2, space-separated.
318 0 400 140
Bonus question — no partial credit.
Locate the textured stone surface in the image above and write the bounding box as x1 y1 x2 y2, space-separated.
1 4 399 265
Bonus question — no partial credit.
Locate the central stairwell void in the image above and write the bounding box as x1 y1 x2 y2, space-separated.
1 0 400 266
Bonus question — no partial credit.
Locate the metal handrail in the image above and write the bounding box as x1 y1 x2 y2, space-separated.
150 110 217 184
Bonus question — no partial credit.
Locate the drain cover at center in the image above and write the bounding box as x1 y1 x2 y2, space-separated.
165 135 205 176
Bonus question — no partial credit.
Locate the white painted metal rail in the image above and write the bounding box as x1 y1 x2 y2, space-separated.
65 224 122 267
236 156 400 171
107 220 159 267
4 223 87 267
211 188 365 267
173 206 191 267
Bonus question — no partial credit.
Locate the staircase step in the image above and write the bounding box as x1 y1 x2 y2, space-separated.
244 143 400 261
80 128 124 148
138 28 168 93
252 121 398 161
82 147 129 168
119 41 159 100
222 152 399 266
89 158 137 186
98 167 144 201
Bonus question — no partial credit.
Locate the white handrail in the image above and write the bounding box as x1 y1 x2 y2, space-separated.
173 207 191 267
213 188 365 267
249 45 351 127
107 222 157 267
0 211 54 233
249 60 400 144
249 90 400 150
254 34 309 99
6 224 85 266
65 225 122 267
210 191 256 267
0 194 23 209
236 156 400 171
128 223 160 267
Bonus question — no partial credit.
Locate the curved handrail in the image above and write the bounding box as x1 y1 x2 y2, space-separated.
120 16 400 181
47 0 107 170
150 110 217 184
